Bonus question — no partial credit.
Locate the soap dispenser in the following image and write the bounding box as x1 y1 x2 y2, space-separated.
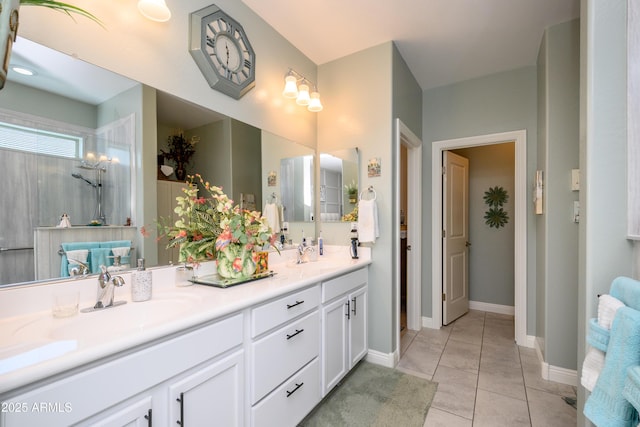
350 224 359 259
131 258 152 302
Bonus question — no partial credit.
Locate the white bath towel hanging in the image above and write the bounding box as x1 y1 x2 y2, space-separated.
264 202 281 233
357 198 379 243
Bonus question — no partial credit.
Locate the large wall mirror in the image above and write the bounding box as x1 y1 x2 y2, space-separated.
0 37 315 287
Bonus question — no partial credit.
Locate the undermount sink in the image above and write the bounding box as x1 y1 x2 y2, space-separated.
11 292 203 344
0 291 202 375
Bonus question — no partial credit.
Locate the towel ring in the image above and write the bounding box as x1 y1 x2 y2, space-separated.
359 186 377 201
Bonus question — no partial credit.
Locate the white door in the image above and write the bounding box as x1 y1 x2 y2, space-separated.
443 151 470 325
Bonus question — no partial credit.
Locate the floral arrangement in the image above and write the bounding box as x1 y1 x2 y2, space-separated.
342 206 358 222
161 130 200 167
344 180 358 196
150 174 277 270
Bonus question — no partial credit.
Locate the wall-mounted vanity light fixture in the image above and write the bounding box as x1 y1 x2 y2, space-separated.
137 0 172 22
282 68 323 112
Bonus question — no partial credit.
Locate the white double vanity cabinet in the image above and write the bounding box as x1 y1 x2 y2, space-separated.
0 247 370 427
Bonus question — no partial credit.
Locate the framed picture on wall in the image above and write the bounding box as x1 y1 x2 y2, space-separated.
368 157 381 177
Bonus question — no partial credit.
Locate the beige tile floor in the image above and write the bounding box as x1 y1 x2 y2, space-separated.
397 310 577 427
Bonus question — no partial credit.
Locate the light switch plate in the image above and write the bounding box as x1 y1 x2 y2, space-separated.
571 169 580 191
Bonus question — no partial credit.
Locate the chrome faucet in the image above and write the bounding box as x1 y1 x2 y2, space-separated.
94 265 125 309
297 243 315 264
68 258 90 276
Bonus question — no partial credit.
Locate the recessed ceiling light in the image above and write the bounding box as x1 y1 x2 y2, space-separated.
11 66 35 76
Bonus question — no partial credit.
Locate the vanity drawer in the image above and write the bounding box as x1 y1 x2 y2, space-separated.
251 285 320 337
322 267 368 303
251 310 319 404
251 358 320 427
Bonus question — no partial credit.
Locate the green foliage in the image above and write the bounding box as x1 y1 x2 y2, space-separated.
20 0 103 27
483 186 509 207
484 207 509 229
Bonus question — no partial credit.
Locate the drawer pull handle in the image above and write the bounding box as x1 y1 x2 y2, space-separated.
287 300 304 309
176 392 184 425
346 300 351 320
352 296 357 315
286 328 304 340
286 382 304 397
145 409 152 426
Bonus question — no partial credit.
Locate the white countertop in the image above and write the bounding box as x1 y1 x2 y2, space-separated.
0 246 370 395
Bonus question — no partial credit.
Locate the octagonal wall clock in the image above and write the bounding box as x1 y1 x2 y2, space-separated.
189 4 256 99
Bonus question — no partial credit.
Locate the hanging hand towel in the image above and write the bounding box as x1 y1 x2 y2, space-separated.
582 347 606 392
611 276 640 311
357 199 379 243
599 294 626 330
264 203 281 233
584 306 640 427
582 294 625 392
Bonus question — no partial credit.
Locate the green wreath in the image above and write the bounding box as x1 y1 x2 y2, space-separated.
484 207 509 229
483 186 509 207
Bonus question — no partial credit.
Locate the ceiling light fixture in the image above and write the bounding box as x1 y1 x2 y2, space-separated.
137 0 172 22
282 68 323 112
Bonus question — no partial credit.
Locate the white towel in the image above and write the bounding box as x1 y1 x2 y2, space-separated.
357 199 379 243
264 203 281 233
580 294 625 392
581 347 605 392
598 294 625 330
66 249 88 264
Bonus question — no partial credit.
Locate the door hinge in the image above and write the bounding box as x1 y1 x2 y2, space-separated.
442 293 446 301
442 165 446 175
442 229 446 238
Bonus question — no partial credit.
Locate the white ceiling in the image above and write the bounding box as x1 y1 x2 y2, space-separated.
242 0 580 90
7 1 580 118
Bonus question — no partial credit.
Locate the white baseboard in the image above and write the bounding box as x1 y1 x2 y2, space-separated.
366 349 397 368
421 316 435 329
533 336 577 386
469 300 515 316
524 334 535 349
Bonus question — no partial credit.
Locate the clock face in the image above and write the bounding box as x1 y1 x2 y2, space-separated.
189 5 256 99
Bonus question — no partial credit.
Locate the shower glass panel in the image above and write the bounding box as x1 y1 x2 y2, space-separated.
280 155 314 222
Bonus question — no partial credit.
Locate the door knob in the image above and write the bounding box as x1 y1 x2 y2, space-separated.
465 241 472 247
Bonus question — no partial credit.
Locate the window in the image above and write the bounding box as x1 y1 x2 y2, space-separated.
0 121 83 159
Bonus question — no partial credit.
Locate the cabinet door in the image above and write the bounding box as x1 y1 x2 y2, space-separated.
349 286 368 367
78 397 152 427
169 350 244 427
321 296 349 395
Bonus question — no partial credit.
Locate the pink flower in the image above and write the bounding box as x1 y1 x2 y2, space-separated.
232 257 243 272
216 230 233 251
140 226 150 238
178 230 187 238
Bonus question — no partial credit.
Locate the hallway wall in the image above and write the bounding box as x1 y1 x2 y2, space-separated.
536 19 580 370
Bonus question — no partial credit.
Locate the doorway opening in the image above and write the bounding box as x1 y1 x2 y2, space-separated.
431 130 528 346
394 119 422 360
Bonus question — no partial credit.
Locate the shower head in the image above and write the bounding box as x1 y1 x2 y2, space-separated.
71 173 97 187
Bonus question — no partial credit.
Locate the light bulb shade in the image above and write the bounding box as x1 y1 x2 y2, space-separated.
296 84 310 106
138 0 172 22
308 91 323 112
282 75 298 98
